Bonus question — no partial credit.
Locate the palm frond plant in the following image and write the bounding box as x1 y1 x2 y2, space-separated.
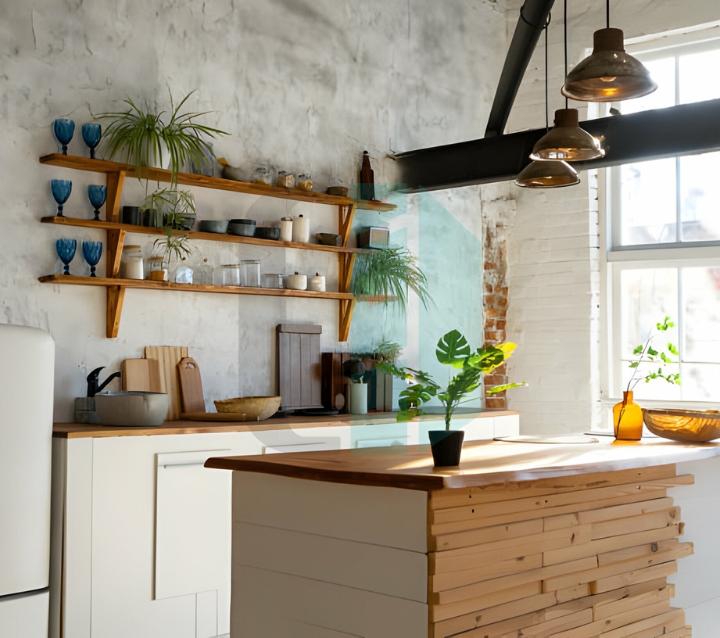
351 246 430 312
97 90 228 187
153 229 194 272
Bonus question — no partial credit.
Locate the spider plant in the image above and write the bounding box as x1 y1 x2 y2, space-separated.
97 90 228 185
153 230 193 269
351 246 430 312
144 188 196 230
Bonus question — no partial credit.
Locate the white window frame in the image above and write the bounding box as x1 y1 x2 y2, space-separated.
600 23 720 425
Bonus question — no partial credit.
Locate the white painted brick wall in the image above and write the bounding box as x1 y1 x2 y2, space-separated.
493 0 720 434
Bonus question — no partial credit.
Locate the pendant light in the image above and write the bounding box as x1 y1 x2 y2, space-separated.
530 0 604 162
516 11 580 189
562 0 657 102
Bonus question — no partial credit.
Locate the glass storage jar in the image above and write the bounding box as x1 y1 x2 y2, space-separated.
120 245 144 280
264 273 283 289
213 264 242 286
276 171 296 189
241 259 261 287
252 167 272 185
297 174 313 191
147 256 167 281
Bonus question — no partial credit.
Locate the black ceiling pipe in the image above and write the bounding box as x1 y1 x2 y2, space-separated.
484 0 556 138
393 98 720 192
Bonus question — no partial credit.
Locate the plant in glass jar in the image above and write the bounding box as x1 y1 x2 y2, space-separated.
615 316 680 441
150 230 194 282
378 329 525 466
144 188 196 230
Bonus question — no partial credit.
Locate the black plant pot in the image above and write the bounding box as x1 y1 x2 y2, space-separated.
428 430 465 467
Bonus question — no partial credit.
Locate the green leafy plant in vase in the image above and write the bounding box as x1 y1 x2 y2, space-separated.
378 329 525 467
615 316 680 441
150 230 194 282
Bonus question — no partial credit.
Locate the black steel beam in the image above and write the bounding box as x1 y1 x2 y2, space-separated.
394 99 720 192
484 0 555 138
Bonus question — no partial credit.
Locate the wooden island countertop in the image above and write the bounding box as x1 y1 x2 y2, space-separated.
205 436 720 491
211 436 717 637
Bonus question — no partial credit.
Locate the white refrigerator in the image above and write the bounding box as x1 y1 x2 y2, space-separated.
0 324 54 636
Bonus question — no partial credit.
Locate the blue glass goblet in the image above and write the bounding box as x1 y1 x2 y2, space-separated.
51 179 72 217
87 185 107 221
52 119 75 155
82 240 103 278
56 238 77 275
81 123 102 159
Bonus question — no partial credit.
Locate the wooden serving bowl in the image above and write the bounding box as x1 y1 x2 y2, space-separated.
643 408 720 442
213 395 281 421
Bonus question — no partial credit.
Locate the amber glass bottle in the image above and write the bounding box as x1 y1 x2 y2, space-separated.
613 390 644 441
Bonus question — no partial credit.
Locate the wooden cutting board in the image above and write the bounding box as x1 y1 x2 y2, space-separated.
121 358 162 392
144 346 188 420
177 357 205 413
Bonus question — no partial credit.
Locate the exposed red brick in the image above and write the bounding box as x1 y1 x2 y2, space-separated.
485 397 506 409
485 294 497 306
484 261 496 271
484 374 507 385
497 297 508 308
485 306 504 318
496 320 507 331
485 283 493 293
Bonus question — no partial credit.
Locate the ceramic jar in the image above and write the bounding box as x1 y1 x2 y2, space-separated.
120 245 144 280
309 273 326 292
279 217 293 242
285 272 307 290
292 214 309 243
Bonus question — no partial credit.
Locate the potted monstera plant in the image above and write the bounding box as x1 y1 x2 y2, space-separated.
378 330 524 467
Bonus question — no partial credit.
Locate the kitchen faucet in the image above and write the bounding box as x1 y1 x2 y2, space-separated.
87 366 122 397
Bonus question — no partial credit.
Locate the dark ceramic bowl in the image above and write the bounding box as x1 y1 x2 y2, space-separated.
255 227 281 240
229 218 256 225
228 222 256 237
198 220 230 234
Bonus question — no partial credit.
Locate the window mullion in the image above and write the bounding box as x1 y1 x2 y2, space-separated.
675 55 682 243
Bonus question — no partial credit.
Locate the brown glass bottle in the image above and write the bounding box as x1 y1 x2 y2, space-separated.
360 151 375 201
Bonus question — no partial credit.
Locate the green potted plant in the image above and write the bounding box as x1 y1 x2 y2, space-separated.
144 188 197 230
351 246 430 312
614 316 680 440
97 90 228 185
378 329 524 467
150 230 194 282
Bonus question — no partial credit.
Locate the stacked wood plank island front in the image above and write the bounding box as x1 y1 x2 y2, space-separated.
204 440 719 638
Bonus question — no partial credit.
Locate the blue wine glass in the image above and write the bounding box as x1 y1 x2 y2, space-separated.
52 119 75 155
87 185 106 221
51 179 72 217
55 239 77 275
81 123 102 159
82 240 103 278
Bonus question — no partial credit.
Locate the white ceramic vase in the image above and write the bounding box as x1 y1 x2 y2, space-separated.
349 383 368 415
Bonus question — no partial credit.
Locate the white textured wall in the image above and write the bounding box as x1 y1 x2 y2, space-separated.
501 0 720 434
0 0 506 420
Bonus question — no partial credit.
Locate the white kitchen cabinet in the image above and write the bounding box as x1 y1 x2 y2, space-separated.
50 414 519 638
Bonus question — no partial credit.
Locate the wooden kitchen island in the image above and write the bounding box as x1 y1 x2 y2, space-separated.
206 438 720 638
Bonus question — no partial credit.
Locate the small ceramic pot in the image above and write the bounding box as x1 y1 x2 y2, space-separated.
349 383 368 415
285 272 307 290
428 430 465 467
309 273 326 292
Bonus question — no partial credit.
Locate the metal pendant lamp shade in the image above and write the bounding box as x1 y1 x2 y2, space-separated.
562 28 658 102
530 108 605 161
514 159 579 189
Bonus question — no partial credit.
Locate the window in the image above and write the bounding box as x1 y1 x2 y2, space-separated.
602 25 720 412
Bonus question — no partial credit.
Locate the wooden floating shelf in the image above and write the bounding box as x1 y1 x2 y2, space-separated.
39 275 355 300
41 216 375 254
40 154 397 212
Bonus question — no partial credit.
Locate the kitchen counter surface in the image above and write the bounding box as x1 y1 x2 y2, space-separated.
205 436 720 491
52 408 515 438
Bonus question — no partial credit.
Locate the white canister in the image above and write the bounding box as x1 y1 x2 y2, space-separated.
120 245 144 280
285 272 307 290
309 273 326 292
349 383 368 415
279 217 293 242
292 214 310 243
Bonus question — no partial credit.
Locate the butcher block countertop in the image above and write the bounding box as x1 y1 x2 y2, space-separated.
204 437 720 491
52 408 514 438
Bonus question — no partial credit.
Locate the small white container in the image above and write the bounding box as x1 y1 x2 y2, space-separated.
174 266 193 284
349 383 368 415
279 217 293 242
121 245 144 280
285 272 307 290
309 273 326 292
292 214 310 243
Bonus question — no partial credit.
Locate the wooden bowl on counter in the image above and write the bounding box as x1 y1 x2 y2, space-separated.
643 408 720 442
213 395 281 421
